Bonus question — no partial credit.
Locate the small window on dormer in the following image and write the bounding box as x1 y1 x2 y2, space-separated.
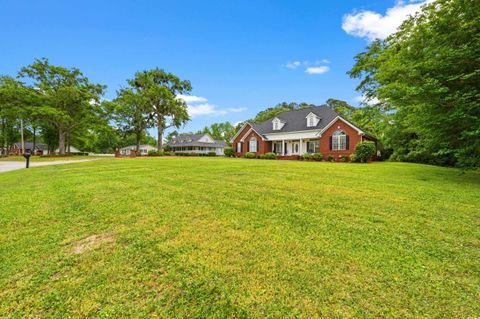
307 114 317 127
273 120 279 130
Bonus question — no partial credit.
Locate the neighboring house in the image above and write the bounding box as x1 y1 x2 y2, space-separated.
166 133 227 156
9 142 48 155
231 106 376 160
54 146 83 154
119 145 157 156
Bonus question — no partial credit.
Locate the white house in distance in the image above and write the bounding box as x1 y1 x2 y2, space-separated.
166 133 227 156
119 144 157 156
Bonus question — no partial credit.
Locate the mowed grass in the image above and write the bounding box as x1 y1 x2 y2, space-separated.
0 158 479 318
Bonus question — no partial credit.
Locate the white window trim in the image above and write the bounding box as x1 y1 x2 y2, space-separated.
249 137 257 152
237 142 242 152
332 130 347 150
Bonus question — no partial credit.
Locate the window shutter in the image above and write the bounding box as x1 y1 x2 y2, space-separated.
247 140 250 152
329 136 332 150
256 140 259 153
346 136 350 150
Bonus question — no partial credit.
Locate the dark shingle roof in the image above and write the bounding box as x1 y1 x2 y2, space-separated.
14 142 47 150
250 106 340 135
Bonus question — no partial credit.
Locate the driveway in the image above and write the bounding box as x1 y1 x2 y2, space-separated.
0 159 96 173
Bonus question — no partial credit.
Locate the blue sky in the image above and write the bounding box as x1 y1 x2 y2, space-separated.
0 0 429 135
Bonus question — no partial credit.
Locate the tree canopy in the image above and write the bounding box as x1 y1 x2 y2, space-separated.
349 0 480 168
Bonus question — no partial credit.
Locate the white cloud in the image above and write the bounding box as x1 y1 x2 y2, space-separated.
342 0 433 41
305 66 330 74
181 96 247 118
354 95 380 105
285 61 302 69
176 94 207 103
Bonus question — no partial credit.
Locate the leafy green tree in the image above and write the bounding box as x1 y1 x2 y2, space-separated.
18 58 105 154
349 0 480 168
199 122 236 142
127 68 191 150
111 89 152 152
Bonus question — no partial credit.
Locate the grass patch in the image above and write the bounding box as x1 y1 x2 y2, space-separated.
0 158 479 317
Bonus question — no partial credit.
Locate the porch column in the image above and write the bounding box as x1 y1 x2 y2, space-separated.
282 140 285 156
299 139 303 155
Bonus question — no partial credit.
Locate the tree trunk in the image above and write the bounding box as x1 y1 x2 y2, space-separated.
58 126 66 155
136 130 141 152
66 131 71 155
157 118 164 151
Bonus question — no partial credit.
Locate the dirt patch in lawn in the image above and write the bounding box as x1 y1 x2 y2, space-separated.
71 233 116 254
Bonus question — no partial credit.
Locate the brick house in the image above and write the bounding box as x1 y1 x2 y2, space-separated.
231 106 376 160
9 142 48 155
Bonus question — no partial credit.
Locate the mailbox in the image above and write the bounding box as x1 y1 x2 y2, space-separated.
23 151 31 168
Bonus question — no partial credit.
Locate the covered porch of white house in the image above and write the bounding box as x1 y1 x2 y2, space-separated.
271 139 320 156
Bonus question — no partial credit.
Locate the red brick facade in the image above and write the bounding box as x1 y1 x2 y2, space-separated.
233 118 375 160
232 124 272 157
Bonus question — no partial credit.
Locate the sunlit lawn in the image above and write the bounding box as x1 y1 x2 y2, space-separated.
0 158 478 318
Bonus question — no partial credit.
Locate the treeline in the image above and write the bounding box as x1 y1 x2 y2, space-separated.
0 59 190 154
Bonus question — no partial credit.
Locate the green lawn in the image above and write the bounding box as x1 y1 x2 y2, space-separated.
0 158 478 318
0 155 108 162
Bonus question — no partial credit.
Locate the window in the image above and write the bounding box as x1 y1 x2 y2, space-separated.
273 142 283 154
332 130 346 150
306 113 318 127
237 142 242 152
307 140 319 153
249 137 257 152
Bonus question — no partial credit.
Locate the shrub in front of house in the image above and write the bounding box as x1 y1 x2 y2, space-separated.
312 153 323 161
148 150 159 156
163 151 172 156
301 153 311 161
224 147 234 157
354 141 376 163
264 152 276 160
350 153 359 162
207 152 216 156
339 155 348 162
245 152 255 159
327 154 334 162
257 154 265 159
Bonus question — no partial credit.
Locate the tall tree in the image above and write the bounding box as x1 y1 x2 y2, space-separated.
18 58 105 154
349 0 480 167
110 90 151 152
127 68 191 150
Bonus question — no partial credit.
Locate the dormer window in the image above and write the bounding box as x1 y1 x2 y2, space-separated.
306 112 320 127
272 118 285 130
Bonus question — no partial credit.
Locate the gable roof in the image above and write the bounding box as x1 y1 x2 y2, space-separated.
250 106 340 135
166 133 227 148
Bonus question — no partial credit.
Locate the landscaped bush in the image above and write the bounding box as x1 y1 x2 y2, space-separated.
245 152 255 159
163 151 172 156
224 147 234 157
257 154 265 159
148 150 159 156
207 152 216 157
327 154 334 162
339 155 348 162
354 141 376 163
350 153 359 162
301 153 311 161
264 152 276 160
312 153 323 161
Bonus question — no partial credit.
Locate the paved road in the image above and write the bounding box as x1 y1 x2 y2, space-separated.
0 160 96 173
